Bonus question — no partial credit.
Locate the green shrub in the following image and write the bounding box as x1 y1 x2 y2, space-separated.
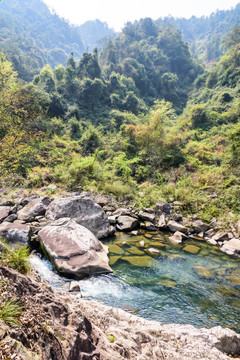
0 299 23 326
190 104 208 128
27 166 53 187
0 241 30 275
104 180 135 200
137 182 166 207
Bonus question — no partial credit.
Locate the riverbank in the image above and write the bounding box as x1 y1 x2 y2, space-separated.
0 265 240 360
0 188 240 358
0 187 239 260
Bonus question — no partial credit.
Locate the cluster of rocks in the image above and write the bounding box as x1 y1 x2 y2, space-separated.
0 193 114 279
0 191 239 280
100 196 240 257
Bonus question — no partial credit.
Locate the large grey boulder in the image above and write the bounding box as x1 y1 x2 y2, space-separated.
0 221 31 244
18 197 51 222
38 218 112 279
45 196 111 239
117 215 139 231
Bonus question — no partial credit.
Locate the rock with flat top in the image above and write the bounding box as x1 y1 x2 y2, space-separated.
38 218 112 279
0 221 31 244
94 194 114 207
138 211 155 222
183 244 200 255
45 195 111 239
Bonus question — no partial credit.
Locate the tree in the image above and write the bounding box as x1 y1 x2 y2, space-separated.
77 49 101 80
36 64 56 93
0 80 45 176
190 104 208 129
223 26 240 49
126 100 180 168
0 52 17 93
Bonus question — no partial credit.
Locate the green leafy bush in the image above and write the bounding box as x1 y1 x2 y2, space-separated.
0 299 23 326
0 241 30 275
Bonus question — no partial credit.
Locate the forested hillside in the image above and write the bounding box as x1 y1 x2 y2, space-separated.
0 0 113 81
78 20 115 52
1 0 240 83
0 0 84 80
100 18 202 113
157 3 240 63
0 0 240 229
1 19 240 229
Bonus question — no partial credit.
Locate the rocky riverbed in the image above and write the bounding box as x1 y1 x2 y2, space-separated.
0 189 239 277
0 188 240 359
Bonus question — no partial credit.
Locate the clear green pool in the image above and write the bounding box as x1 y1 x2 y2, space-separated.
31 230 240 331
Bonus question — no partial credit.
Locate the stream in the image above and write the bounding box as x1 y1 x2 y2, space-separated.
30 230 240 331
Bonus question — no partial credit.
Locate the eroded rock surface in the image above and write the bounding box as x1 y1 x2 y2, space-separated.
38 218 112 279
0 265 240 360
45 195 111 239
78 299 240 360
0 266 102 360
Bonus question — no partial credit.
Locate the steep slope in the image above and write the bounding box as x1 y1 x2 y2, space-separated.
0 0 85 80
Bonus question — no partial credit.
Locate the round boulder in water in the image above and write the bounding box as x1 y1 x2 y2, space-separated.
38 218 112 279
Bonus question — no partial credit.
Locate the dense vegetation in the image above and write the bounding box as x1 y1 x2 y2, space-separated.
1 2 240 229
1 0 240 83
0 0 113 81
157 3 240 63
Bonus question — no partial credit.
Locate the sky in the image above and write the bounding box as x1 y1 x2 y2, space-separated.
43 0 240 31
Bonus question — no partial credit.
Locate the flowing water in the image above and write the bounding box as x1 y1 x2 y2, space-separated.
30 230 240 331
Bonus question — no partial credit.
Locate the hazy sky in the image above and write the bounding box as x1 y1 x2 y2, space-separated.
43 0 240 31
